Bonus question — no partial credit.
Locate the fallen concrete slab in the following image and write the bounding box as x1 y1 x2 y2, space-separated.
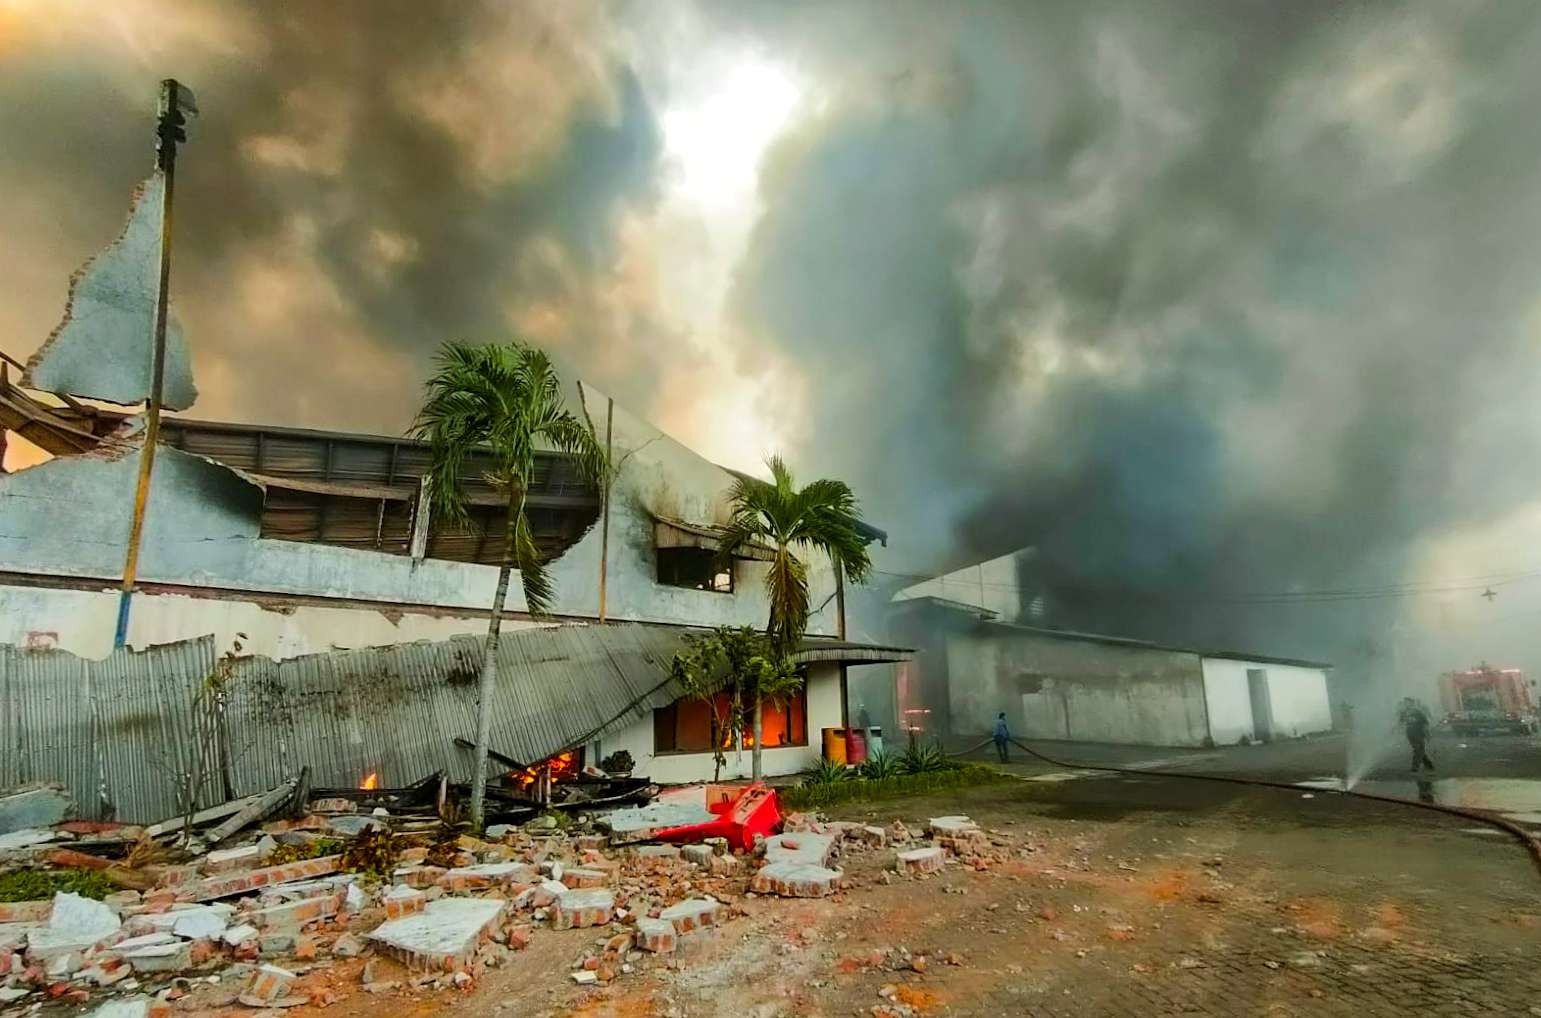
762 832 836 867
896 846 945 875
751 861 842 898
26 892 121 959
0 784 72 835
601 801 715 844
369 897 506 971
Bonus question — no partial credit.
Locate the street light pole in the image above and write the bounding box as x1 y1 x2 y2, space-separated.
114 78 194 649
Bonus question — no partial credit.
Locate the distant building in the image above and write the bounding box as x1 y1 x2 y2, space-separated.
881 556 1333 748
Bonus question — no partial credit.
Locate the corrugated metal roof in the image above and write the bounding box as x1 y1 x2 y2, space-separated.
793 639 914 665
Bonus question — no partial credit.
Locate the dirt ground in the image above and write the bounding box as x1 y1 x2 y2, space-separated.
203 772 1540 1018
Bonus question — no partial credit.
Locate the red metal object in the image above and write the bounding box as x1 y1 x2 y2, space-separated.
651 782 782 853
846 728 867 765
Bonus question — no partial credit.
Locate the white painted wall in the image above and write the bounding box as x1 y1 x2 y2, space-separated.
596 663 842 783
0 583 551 660
1198 658 1333 742
1200 659 1256 745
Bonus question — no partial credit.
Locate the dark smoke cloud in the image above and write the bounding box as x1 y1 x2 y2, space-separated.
0 1 663 432
6 1 1541 679
725 1 1541 667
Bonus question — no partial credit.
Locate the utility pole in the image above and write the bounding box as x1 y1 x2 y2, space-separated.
114 79 196 648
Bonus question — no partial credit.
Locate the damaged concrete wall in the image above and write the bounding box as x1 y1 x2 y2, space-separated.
0 584 548 661
23 173 197 410
0 387 834 656
946 628 1211 747
562 385 840 636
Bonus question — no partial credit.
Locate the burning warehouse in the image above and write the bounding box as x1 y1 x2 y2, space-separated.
0 359 909 803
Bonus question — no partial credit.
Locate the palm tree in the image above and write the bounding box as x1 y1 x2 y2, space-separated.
718 455 872 779
412 341 604 828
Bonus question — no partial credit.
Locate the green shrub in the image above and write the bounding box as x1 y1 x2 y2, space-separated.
781 763 1007 811
806 757 851 786
899 741 949 774
859 750 901 780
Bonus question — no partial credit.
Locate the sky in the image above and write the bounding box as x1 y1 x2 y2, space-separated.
4 0 1541 685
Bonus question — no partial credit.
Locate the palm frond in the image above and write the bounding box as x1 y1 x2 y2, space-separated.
511 497 554 614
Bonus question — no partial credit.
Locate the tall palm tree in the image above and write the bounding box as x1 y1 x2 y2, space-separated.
412 341 604 828
719 455 872 779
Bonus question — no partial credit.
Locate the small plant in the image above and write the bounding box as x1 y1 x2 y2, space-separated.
599 750 634 775
860 750 901 780
899 741 949 775
0 868 115 902
265 838 344 866
340 826 399 883
805 757 851 786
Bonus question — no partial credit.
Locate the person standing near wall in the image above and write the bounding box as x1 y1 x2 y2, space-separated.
992 711 1011 763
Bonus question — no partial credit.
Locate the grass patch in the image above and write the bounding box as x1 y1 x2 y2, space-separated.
780 763 1009 811
0 867 115 902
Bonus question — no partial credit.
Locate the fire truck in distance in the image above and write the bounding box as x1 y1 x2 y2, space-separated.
1438 664 1538 735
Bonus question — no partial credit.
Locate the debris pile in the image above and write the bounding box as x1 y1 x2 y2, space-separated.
2 766 1022 1013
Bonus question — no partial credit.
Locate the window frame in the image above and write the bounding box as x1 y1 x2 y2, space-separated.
655 546 734 594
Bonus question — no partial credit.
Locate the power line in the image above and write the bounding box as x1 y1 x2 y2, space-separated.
869 565 1541 607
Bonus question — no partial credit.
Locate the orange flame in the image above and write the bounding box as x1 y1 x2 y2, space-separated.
360 772 379 790
511 752 577 789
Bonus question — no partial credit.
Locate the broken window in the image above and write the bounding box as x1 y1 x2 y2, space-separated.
653 684 807 754
656 547 733 593
654 693 735 754
744 684 808 749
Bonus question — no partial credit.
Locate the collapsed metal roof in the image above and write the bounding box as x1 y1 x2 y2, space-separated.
0 624 913 820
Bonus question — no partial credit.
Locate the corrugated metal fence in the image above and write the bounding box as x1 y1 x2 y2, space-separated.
0 625 688 823
0 637 218 822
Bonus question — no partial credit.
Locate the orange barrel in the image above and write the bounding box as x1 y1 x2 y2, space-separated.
846 727 867 765
821 727 847 765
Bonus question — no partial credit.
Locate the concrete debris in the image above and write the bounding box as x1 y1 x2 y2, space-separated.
553 888 614 930
0 783 74 835
369 897 506 970
659 897 720 934
896 847 946 876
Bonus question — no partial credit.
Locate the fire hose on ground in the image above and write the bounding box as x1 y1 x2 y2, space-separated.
944 734 1541 877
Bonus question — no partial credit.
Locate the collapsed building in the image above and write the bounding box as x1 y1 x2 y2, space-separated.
0 371 910 810
869 548 1333 748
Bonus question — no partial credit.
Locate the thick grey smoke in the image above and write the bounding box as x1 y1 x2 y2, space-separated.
6 1 1541 685
0 1 664 430
723 1 1541 674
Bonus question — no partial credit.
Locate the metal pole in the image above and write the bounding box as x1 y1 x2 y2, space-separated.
114 79 185 648
597 397 613 622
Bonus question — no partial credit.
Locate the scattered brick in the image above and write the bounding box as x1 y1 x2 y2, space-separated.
240 964 296 1005
559 867 608 889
